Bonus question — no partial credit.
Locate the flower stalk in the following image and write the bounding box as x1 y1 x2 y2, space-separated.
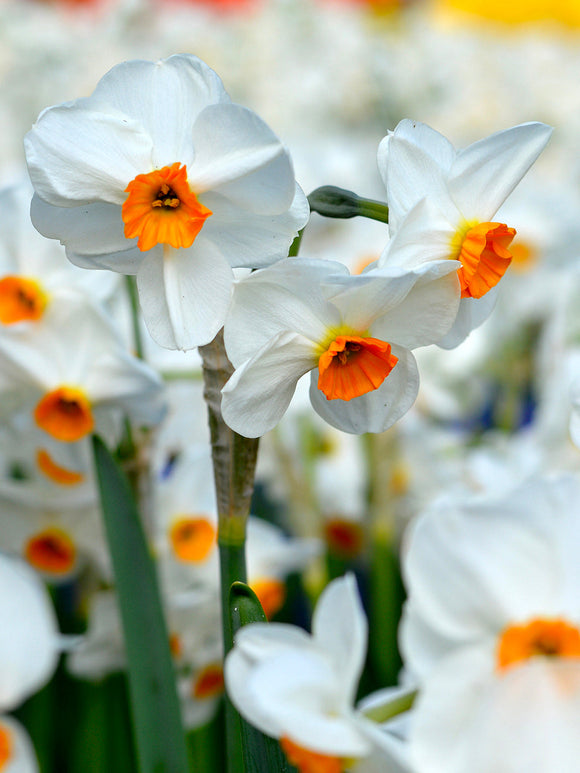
308 185 389 223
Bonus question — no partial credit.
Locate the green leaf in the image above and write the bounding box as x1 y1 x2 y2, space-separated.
92 435 189 773
229 583 296 773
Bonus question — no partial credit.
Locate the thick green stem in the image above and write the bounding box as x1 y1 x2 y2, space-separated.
199 329 260 773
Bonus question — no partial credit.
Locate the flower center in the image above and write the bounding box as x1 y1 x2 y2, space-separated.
0 276 48 324
122 163 212 252
280 737 344 773
34 386 94 442
317 335 398 401
25 528 77 575
36 448 84 486
324 518 364 558
452 221 516 299
497 618 580 671
192 663 225 700
0 723 12 771
169 516 216 563
250 577 286 619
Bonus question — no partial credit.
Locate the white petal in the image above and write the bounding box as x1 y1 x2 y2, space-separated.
90 55 230 169
436 290 498 349
30 195 132 260
449 122 553 222
309 345 419 434
370 264 461 349
201 183 309 268
25 104 153 206
0 716 40 773
312 575 368 707
221 332 318 438
378 120 457 233
189 104 295 213
234 623 313 661
137 240 233 351
224 259 345 367
0 555 59 711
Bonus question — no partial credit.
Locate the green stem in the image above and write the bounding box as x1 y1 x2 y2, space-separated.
199 330 260 773
125 276 145 360
361 689 417 723
288 228 304 257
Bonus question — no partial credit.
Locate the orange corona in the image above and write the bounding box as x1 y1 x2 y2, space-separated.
192 664 225 700
25 528 76 575
0 276 47 324
169 517 216 563
0 723 12 771
36 449 84 486
122 163 212 252
34 386 94 442
497 618 580 671
318 335 398 401
280 737 344 773
454 221 516 299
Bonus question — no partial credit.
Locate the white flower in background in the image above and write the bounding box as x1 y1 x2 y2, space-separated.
25 54 308 351
0 476 109 582
222 257 460 437
0 295 164 446
0 715 40 773
0 177 117 329
377 119 552 347
225 574 407 772
400 473 580 773
0 553 60 711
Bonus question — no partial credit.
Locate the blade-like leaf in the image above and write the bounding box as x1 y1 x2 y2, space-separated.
229 583 296 773
92 435 190 773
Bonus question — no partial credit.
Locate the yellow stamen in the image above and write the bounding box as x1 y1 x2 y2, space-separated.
25 528 76 575
0 276 48 324
324 518 364 558
0 723 12 771
169 516 216 563
497 618 580 671
36 448 84 486
192 663 225 700
318 335 398 401
452 221 516 299
34 387 94 443
122 163 212 252
280 737 344 773
251 577 286 619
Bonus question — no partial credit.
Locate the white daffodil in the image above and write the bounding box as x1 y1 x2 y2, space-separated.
377 119 552 347
400 473 580 773
0 294 164 447
225 574 406 772
221 257 460 437
0 715 40 773
0 553 60 711
24 54 308 351
0 177 117 329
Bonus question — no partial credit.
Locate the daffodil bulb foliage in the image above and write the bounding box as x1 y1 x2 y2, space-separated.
377 120 552 348
24 54 308 351
221 257 460 437
400 473 580 773
225 574 405 773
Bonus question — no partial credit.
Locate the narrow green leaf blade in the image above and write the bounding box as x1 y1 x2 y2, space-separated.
229 583 296 773
92 435 189 773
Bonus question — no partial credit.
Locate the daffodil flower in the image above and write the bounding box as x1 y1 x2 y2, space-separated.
377 119 552 347
25 54 308 350
400 473 580 773
221 257 460 437
225 574 406 772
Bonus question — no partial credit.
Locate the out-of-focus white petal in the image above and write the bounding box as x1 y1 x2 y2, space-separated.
25 104 152 206
0 555 60 711
137 240 233 351
0 715 40 773
449 122 553 223
309 344 419 434
436 289 499 349
221 332 318 438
